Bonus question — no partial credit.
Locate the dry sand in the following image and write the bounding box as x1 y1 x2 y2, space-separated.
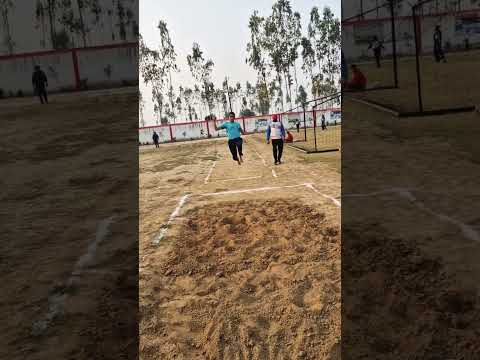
140 134 341 359
342 97 480 359
1 88 138 359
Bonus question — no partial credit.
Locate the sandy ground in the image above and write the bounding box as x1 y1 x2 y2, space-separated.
1 88 138 359
352 49 480 112
140 134 341 359
342 96 480 358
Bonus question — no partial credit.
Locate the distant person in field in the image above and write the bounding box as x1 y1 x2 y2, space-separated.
368 36 385 68
152 131 160 148
321 114 327 130
342 64 367 91
285 130 294 143
32 65 48 104
296 119 300 133
433 25 447 63
212 111 246 165
266 114 286 165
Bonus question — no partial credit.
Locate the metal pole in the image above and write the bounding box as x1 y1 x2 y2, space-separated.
303 105 307 142
389 0 399 88
412 6 423 113
313 108 318 152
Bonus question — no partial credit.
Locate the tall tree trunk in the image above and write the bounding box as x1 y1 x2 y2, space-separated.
76 0 87 47
47 0 57 48
293 65 299 104
1 5 14 54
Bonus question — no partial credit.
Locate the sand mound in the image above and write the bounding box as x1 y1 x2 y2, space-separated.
140 200 340 360
343 223 480 359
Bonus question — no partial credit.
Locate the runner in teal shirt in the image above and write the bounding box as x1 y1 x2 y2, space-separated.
212 111 246 165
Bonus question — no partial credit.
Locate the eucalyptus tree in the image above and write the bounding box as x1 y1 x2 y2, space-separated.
187 43 215 118
0 0 14 53
35 0 59 48
300 36 316 98
158 20 178 121
308 6 340 98
246 11 270 104
183 87 195 121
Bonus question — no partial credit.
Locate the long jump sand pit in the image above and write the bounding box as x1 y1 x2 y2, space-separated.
140 135 341 359
342 97 480 358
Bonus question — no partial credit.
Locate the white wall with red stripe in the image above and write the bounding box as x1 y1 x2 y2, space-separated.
0 43 138 96
139 108 341 144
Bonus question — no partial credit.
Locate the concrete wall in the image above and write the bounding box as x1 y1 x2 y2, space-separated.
139 109 342 145
77 46 138 87
342 2 480 62
0 43 138 96
0 52 76 95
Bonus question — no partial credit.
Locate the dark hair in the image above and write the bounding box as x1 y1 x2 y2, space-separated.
229 111 235 117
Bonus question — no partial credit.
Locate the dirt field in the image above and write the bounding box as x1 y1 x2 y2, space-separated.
139 135 341 359
1 88 138 359
342 96 480 358
353 49 480 112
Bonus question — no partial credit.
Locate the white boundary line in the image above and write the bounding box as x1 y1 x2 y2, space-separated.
32 216 116 336
396 189 480 243
254 149 268 167
204 160 217 184
200 183 308 197
343 187 480 243
152 194 190 245
305 183 341 207
213 175 262 183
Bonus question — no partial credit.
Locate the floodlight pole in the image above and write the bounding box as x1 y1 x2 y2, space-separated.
412 6 424 113
389 0 399 88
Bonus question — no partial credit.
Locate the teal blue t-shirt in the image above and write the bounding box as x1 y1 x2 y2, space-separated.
219 121 242 140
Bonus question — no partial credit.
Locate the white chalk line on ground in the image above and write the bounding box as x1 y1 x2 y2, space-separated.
305 183 341 208
204 160 217 184
200 183 308 197
344 187 480 243
397 189 480 243
32 216 116 336
153 194 190 245
213 176 263 183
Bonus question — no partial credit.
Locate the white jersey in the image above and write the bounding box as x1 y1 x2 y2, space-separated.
269 121 284 139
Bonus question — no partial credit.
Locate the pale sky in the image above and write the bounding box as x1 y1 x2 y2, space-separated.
140 0 340 126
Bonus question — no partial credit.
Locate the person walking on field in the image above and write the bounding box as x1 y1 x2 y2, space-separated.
433 25 447 63
212 111 246 165
368 36 385 68
152 131 160 148
321 114 327 131
296 119 300 133
32 65 49 104
266 114 286 165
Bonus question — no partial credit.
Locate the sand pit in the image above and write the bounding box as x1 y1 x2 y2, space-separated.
140 132 341 359
1 88 138 359
343 222 480 359
141 200 340 359
342 97 480 358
